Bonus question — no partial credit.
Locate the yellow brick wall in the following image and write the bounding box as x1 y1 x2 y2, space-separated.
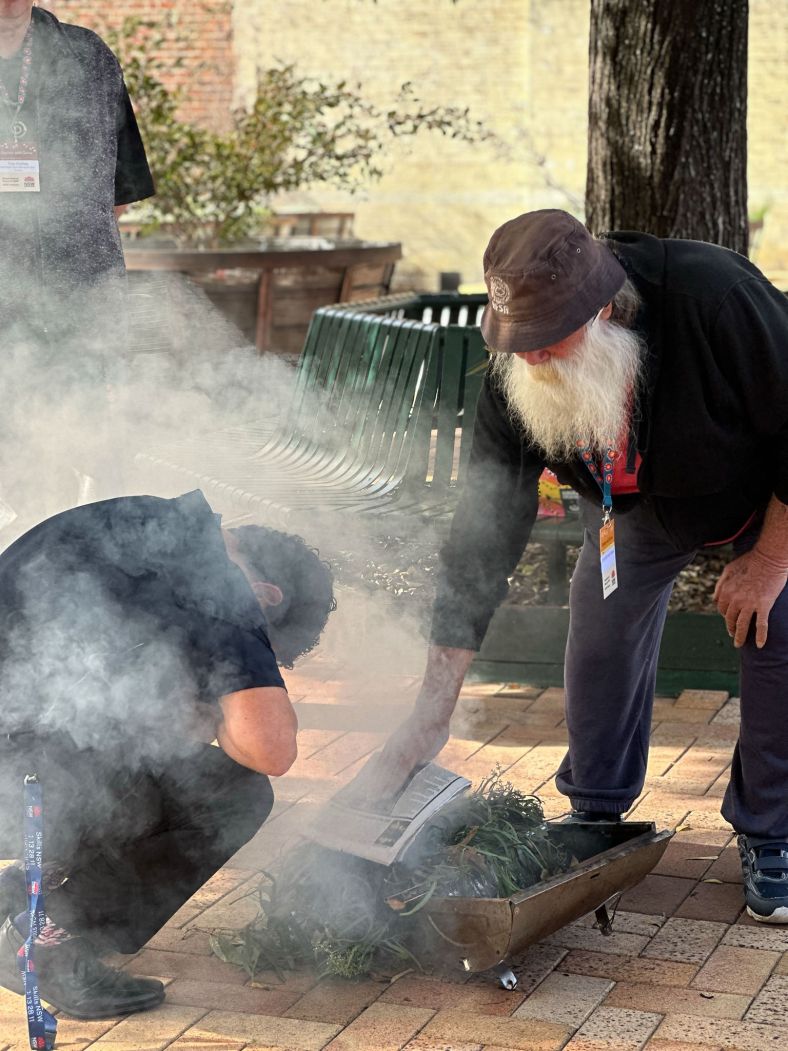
748 0 788 284
233 0 589 288
234 0 787 288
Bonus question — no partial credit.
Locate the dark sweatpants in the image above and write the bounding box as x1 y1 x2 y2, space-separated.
555 500 788 839
0 737 273 954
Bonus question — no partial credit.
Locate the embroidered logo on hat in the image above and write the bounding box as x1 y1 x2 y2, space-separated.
489 275 511 315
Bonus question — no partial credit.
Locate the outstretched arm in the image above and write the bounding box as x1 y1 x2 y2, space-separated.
349 370 542 800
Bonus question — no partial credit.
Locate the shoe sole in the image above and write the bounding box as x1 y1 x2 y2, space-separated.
41 988 166 1020
0 973 165 1020
746 904 788 924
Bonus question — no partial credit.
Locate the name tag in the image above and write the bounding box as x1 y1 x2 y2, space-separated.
0 141 40 192
599 517 618 599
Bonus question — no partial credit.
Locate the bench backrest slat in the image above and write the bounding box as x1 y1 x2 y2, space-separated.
359 324 434 487
400 324 488 498
268 297 488 512
274 309 436 484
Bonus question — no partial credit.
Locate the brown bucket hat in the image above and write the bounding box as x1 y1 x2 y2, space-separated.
480 210 626 354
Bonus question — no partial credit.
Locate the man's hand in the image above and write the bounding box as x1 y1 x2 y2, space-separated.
348 709 452 802
714 549 788 648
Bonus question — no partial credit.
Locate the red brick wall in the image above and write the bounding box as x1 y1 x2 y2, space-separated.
46 0 234 128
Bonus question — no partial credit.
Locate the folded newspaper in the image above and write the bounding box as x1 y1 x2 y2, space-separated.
307 763 471 866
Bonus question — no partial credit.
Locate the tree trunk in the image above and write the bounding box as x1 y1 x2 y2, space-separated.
586 0 749 254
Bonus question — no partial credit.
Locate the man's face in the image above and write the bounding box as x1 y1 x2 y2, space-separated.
489 304 645 460
0 1 34 21
513 304 611 371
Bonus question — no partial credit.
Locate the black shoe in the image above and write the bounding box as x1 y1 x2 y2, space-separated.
738 835 788 924
0 917 165 1019
565 810 623 823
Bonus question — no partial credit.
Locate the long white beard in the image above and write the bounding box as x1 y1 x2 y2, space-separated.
489 321 645 460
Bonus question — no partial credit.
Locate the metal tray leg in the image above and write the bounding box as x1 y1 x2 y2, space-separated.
594 902 614 936
494 966 518 990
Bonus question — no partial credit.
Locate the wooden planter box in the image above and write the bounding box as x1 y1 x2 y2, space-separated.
123 239 402 355
473 605 739 695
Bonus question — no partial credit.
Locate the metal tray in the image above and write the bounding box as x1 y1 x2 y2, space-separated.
422 820 672 975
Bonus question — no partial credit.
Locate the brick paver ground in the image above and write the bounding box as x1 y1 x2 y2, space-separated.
1 664 783 1050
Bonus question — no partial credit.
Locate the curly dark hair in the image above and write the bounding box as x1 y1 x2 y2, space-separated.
230 525 336 668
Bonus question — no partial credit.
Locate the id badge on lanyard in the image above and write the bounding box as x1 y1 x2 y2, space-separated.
0 140 39 191
577 442 619 599
599 512 618 599
0 20 39 193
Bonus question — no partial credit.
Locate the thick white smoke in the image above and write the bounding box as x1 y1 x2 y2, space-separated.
0 269 436 766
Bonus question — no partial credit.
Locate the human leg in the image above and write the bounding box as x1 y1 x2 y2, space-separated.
717 518 788 920
0 734 106 873
721 516 788 838
555 502 697 813
0 735 165 1016
48 744 274 953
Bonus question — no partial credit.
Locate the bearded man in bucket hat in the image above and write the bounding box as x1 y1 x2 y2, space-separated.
352 208 788 924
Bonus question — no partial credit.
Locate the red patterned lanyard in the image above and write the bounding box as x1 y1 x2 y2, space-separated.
576 439 616 517
0 19 34 144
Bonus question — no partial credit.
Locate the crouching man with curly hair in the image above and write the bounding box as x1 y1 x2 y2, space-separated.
0 489 335 1019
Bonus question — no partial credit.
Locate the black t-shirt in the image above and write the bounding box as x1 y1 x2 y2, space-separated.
0 491 283 759
113 87 155 206
1 10 155 349
0 18 152 204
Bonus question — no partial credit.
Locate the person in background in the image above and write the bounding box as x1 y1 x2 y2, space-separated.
0 489 335 1018
353 209 788 925
0 1 154 525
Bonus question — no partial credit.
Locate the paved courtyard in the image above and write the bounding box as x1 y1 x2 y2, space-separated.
1 659 785 1051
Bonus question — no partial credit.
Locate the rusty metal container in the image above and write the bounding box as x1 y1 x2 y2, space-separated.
422 820 671 975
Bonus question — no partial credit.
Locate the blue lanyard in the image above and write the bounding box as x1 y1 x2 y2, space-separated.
19 777 57 1051
576 441 615 515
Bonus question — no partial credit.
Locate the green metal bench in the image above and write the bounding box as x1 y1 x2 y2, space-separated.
139 308 437 518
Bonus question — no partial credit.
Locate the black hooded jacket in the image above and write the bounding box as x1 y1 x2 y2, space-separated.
431 233 788 651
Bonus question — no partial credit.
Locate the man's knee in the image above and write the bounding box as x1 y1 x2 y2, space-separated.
212 764 274 845
234 768 274 837
168 748 275 846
